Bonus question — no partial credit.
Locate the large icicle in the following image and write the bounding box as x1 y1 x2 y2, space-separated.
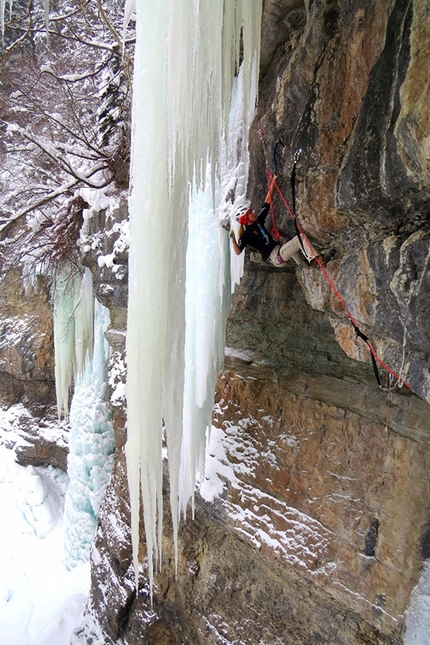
126 0 262 591
53 268 94 419
179 181 230 520
179 62 257 519
126 1 170 592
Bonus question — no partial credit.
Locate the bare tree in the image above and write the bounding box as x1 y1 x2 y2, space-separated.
0 0 134 279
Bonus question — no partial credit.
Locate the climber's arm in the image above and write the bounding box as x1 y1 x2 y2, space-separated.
263 174 278 205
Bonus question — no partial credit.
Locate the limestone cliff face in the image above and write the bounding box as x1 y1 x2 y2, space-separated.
80 0 430 645
75 1 430 644
249 0 430 399
0 267 55 409
0 0 424 643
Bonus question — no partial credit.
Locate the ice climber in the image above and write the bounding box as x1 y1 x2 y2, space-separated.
228 175 335 267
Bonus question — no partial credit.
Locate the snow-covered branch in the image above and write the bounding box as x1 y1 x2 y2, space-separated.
0 179 79 233
2 121 109 187
0 0 133 279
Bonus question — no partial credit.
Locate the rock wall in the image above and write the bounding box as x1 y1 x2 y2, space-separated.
76 1 430 644
0 266 55 410
0 246 66 469
77 356 430 644
0 0 427 643
250 0 430 399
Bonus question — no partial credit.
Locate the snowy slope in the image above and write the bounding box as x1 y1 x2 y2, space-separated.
0 409 89 645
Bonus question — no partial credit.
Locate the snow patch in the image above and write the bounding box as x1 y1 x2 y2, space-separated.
200 416 336 577
0 422 90 645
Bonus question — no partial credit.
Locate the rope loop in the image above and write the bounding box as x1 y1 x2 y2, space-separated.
271 226 280 241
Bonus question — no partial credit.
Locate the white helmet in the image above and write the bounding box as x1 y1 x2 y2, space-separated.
235 205 251 223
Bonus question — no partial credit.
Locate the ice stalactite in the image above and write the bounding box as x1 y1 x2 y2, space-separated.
63 300 114 569
180 63 257 520
179 183 231 522
53 268 94 420
126 0 262 591
0 0 11 37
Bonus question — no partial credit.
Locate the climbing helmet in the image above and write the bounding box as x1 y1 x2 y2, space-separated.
235 205 252 225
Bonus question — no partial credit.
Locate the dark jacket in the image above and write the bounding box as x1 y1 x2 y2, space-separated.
237 203 276 261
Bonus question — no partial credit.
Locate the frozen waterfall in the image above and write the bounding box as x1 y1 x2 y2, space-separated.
63 300 115 569
126 0 262 590
53 268 114 568
53 268 94 420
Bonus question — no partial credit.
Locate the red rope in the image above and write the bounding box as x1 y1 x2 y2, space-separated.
268 170 411 391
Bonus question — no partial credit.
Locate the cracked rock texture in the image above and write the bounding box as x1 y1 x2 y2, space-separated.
1 0 429 644
0 267 55 409
75 1 430 644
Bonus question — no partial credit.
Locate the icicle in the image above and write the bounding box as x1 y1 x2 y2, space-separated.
44 0 49 40
53 271 78 420
0 0 12 40
179 177 231 518
53 267 95 419
74 268 94 374
123 0 136 44
126 0 262 595
1 0 51 41
126 0 169 595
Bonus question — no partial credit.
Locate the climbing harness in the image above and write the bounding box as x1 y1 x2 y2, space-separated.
276 245 288 265
258 127 412 392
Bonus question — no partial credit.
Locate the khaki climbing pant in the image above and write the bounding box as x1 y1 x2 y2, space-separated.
268 235 314 267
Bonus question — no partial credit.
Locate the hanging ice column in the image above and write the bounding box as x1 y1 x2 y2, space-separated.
53 268 94 420
180 63 257 517
126 0 262 589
